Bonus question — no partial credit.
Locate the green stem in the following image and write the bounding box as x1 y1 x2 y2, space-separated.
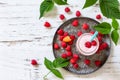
43 71 51 79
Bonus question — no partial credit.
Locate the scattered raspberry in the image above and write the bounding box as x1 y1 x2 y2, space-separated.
61 53 67 59
82 23 89 30
85 41 92 48
72 20 79 27
95 60 101 67
70 58 77 64
70 35 75 41
100 42 108 50
54 43 60 50
64 32 69 36
77 31 82 36
65 7 70 13
73 63 79 69
96 14 101 19
57 29 64 36
73 54 79 60
91 40 97 46
84 59 90 65
44 22 51 28
31 59 38 65
67 51 73 57
59 14 65 20
76 10 81 17
63 36 72 42
97 36 102 42
90 31 95 34
98 32 104 37
59 36 64 41
65 45 71 51
68 41 73 45
61 42 67 48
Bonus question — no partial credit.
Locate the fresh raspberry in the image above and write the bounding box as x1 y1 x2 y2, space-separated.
65 7 70 13
84 59 90 65
70 35 75 41
82 23 89 30
70 58 77 64
57 29 64 36
76 10 81 17
91 40 97 46
66 51 73 57
64 32 69 36
68 41 73 45
97 36 102 42
73 63 79 69
54 43 60 50
95 60 101 67
61 42 67 48
31 59 38 65
59 14 65 20
85 41 92 48
72 20 79 27
61 53 67 59
59 36 64 41
44 22 51 28
77 31 82 36
101 42 108 49
73 54 79 60
65 45 71 51
98 32 104 37
90 31 95 34
96 14 101 19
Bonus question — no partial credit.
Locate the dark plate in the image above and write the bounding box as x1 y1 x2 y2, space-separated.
52 17 111 74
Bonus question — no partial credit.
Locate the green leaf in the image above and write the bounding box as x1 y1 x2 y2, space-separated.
83 0 97 8
53 0 68 5
39 0 54 18
51 69 63 79
112 18 119 30
94 22 112 34
99 0 120 19
111 30 119 45
44 58 54 70
53 57 69 68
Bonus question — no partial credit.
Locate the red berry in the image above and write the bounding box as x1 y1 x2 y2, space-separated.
54 43 60 50
59 36 64 41
73 63 79 69
76 10 81 17
57 29 64 36
98 32 104 37
65 45 71 51
72 20 79 27
85 41 92 48
31 59 38 65
96 14 101 19
65 7 70 13
90 31 95 34
91 40 97 46
84 59 90 65
59 14 65 20
77 31 82 36
68 41 73 45
70 35 75 41
73 54 79 60
70 58 77 64
97 35 102 42
101 42 108 49
95 60 101 67
64 32 69 36
82 23 89 30
67 51 73 57
44 22 51 28
61 53 67 59
61 42 67 48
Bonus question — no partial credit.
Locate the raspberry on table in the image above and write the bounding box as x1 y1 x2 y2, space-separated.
31 59 38 65
59 14 65 20
96 14 102 19
65 7 71 13
76 10 81 17
44 22 51 28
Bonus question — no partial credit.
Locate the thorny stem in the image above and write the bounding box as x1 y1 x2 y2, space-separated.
43 71 51 80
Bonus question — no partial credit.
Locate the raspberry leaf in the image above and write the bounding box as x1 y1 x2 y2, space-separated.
111 30 119 45
51 69 64 79
94 22 112 34
44 58 54 70
99 0 120 19
53 0 68 5
83 0 98 9
112 18 119 30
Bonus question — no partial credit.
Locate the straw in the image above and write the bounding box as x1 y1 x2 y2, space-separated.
90 31 98 42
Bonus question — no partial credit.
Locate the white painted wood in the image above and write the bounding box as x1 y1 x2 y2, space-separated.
0 0 120 80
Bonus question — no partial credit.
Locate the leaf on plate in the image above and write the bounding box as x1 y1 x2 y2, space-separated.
44 57 54 70
111 30 119 45
112 18 119 30
53 0 68 5
51 69 64 79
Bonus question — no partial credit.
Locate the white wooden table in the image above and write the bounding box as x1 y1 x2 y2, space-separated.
0 0 120 80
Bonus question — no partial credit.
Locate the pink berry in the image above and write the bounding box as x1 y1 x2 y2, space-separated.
73 54 79 60
90 31 95 34
61 42 67 48
57 29 64 36
96 14 101 19
91 40 97 46
77 31 82 36
65 45 71 51
54 43 60 50
65 7 70 13
70 58 77 64
44 22 51 28
95 60 101 67
31 59 38 65
61 53 67 59
76 10 81 17
82 23 89 30
67 51 73 57
59 14 65 20
70 35 75 41
85 41 91 48
73 63 79 69
84 59 90 65
72 20 79 27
